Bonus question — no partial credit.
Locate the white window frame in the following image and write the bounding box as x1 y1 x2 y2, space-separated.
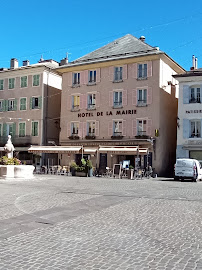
137 89 147 106
31 121 39 137
87 121 96 136
0 79 4 90
6 123 14 136
137 119 147 136
9 78 15 89
19 122 26 137
190 87 201 103
113 91 122 108
87 93 96 110
8 99 15 111
72 72 80 85
32 96 40 109
113 120 123 136
71 122 79 135
33 74 40 87
138 63 147 79
114 66 123 81
21 76 28 88
88 70 96 84
72 95 80 111
20 97 27 111
190 120 201 138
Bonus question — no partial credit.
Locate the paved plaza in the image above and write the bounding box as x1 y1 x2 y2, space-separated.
1 175 202 269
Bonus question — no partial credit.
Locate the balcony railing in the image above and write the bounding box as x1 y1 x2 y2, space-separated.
137 100 147 106
88 104 96 110
189 98 200 103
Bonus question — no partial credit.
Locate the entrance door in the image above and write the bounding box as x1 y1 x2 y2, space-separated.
99 153 107 173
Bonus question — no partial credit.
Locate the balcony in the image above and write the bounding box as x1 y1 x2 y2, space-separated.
85 133 96 140
111 132 123 139
113 102 123 108
69 134 79 140
135 131 149 139
137 100 147 107
0 135 32 146
189 98 200 104
87 104 96 110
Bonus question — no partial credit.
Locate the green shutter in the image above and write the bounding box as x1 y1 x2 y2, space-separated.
14 99 17 111
31 122 34 136
3 100 8 111
38 96 42 109
30 97 33 110
0 124 1 136
3 123 7 136
12 123 16 136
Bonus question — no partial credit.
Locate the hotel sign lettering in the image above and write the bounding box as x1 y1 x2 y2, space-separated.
186 110 202 114
78 109 137 118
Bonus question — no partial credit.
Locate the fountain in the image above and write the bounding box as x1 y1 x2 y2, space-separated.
0 135 35 179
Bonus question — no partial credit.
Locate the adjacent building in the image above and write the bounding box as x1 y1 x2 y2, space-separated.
0 58 62 165
57 34 184 176
174 56 202 164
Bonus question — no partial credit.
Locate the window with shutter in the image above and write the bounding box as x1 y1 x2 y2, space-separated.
0 123 2 136
19 123 26 137
72 95 80 111
0 80 4 90
33 74 40 86
0 100 3 112
113 91 122 108
88 70 96 84
21 76 27 88
20 98 27 110
72 73 80 86
8 99 15 111
87 93 96 110
32 121 39 136
137 89 147 106
114 67 123 82
138 63 147 79
9 78 15 89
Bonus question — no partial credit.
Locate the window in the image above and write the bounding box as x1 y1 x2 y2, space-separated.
0 123 2 136
8 99 15 111
30 97 41 109
33 74 40 86
113 91 122 107
21 76 27 88
71 122 79 135
87 121 96 136
190 120 201 138
72 73 80 85
138 89 147 106
72 95 80 110
32 121 38 136
113 121 122 136
88 70 96 83
190 87 200 103
0 79 4 90
5 123 15 136
114 67 122 81
88 93 96 109
19 123 26 137
9 78 15 89
20 98 26 110
0 100 3 112
138 64 147 79
137 120 147 136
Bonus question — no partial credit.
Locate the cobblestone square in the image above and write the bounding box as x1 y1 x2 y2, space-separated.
1 175 202 269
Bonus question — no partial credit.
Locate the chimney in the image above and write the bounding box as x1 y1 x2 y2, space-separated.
195 57 198 69
10 58 18 69
22 60 30 66
139 36 145 42
60 57 68 66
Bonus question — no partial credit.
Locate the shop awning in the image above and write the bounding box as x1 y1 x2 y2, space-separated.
28 146 81 154
99 146 148 155
84 147 98 153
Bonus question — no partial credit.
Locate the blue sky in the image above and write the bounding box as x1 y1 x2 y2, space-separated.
1 0 202 70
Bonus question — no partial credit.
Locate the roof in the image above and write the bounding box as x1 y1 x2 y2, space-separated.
173 68 202 78
57 34 163 69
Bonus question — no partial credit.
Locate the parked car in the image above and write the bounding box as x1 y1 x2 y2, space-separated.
174 158 202 182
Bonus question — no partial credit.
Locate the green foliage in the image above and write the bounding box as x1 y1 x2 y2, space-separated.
70 161 77 168
86 159 93 169
0 156 21 165
129 165 134 169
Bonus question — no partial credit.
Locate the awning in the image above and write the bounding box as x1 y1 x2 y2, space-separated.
28 146 81 154
84 147 98 153
99 146 148 155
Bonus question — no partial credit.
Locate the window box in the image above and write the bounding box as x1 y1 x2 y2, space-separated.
69 135 79 140
111 135 123 139
85 135 96 140
135 135 149 139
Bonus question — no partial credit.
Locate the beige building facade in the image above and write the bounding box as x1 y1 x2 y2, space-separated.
0 58 62 165
57 35 184 176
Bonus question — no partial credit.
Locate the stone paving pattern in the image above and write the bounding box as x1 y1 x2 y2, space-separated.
1 176 202 269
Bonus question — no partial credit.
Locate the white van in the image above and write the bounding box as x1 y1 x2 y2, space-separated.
174 158 202 182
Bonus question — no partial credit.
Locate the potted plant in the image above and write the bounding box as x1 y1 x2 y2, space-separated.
70 161 77 176
127 165 134 179
86 160 93 177
75 158 88 177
